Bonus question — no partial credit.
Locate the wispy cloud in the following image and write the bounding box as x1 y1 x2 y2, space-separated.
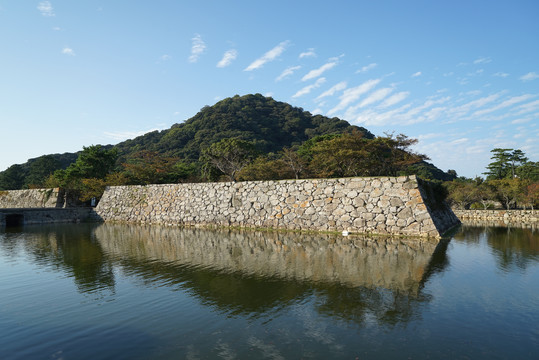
62 47 75 56
411 71 422 77
275 65 301 82
299 48 316 59
244 41 290 71
520 72 539 82
37 1 55 17
359 87 394 108
315 81 347 101
474 57 492 64
160 54 171 61
328 78 381 115
188 34 206 63
301 57 340 81
356 63 377 73
292 77 326 98
493 72 509 78
217 49 238 68
472 94 534 117
379 91 410 108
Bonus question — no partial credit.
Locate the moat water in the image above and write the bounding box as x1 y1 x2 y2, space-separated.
0 222 538 359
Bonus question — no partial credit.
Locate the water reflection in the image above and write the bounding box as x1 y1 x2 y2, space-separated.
455 220 539 272
93 224 448 325
1 223 449 326
0 224 115 294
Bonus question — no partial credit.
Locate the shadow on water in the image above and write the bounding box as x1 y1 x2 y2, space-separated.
454 220 539 272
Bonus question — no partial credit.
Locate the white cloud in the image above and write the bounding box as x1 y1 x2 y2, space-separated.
275 65 301 81
516 99 539 114
327 79 381 115
301 57 339 81
62 47 75 56
451 138 469 145
217 49 238 68
356 63 377 73
473 57 492 64
411 71 422 77
299 48 316 59
37 1 54 17
188 34 206 63
379 91 409 108
292 77 326 98
160 54 171 61
520 72 539 81
449 93 501 117
244 41 290 71
493 72 509 78
315 81 347 101
359 87 394 108
511 118 530 124
472 94 534 117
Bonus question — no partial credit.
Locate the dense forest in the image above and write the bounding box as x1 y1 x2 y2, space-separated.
1 93 460 202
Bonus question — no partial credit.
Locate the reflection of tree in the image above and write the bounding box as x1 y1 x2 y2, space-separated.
487 227 539 272
12 224 115 294
455 222 539 271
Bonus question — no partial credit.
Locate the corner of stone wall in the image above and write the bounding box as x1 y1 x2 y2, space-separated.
416 179 461 237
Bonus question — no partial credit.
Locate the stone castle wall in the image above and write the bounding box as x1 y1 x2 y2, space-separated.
454 209 538 223
94 176 460 238
0 188 64 208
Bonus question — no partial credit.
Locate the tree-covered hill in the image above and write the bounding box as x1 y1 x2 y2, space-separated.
0 93 455 191
114 94 374 162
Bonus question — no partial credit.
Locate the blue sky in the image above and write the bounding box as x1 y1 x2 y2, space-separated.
1 1 538 178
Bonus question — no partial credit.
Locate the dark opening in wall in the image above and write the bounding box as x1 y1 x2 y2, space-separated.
6 214 24 227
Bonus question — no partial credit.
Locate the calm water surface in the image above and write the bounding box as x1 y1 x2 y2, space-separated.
0 222 538 359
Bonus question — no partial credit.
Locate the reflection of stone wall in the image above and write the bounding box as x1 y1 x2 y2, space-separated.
94 176 459 238
454 210 538 223
94 224 439 293
0 188 64 208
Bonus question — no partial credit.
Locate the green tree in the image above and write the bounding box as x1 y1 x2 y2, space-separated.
484 148 512 179
45 145 118 203
281 147 307 179
66 145 118 180
0 164 26 190
484 148 529 180
508 149 528 178
516 161 539 181
200 138 258 182
237 156 293 181
490 179 523 209
25 155 61 187
524 182 539 209
445 179 478 209
122 150 181 185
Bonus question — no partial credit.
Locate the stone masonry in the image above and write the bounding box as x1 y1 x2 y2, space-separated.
94 175 460 238
0 188 64 208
